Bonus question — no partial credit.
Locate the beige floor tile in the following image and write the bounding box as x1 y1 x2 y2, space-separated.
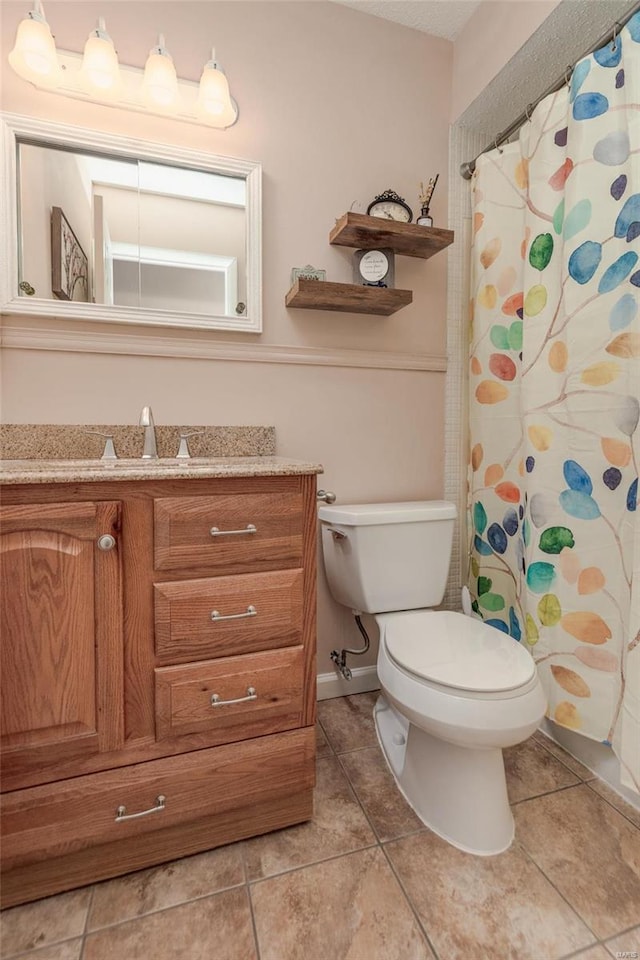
588 780 640 829
514 784 640 939
317 691 379 753
316 721 333 758
83 888 256 960
9 941 83 960
385 832 595 960
242 755 375 880
87 843 244 930
0 890 91 958
250 847 434 960
534 732 596 780
604 925 640 957
505 737 580 803
340 745 423 841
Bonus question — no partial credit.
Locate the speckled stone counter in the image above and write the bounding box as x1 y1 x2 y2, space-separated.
0 425 276 461
0 456 324 485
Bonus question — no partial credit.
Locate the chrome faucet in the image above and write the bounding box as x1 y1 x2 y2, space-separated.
139 405 158 459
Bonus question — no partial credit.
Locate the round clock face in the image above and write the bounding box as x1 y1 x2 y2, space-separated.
359 250 389 283
368 200 411 223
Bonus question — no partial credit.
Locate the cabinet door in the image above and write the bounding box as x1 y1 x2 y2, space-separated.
0 501 123 784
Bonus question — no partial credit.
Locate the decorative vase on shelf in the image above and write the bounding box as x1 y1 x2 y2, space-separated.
416 206 433 227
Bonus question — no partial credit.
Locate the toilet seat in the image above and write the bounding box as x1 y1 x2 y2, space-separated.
380 610 535 694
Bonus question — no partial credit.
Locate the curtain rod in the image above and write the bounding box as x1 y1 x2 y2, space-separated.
459 0 640 179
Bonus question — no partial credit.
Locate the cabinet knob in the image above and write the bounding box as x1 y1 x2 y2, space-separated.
97 534 116 551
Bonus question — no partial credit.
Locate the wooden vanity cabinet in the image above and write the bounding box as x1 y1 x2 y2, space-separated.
0 473 318 907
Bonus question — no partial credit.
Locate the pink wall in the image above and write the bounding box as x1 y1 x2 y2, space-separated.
452 0 561 121
0 1 452 679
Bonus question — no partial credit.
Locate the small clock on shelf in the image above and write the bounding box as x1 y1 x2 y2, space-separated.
366 189 412 223
353 248 395 288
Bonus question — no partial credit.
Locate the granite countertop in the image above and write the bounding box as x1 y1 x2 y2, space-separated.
0 424 323 484
0 456 324 485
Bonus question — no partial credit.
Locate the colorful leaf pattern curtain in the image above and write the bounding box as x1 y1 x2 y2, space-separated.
468 14 640 792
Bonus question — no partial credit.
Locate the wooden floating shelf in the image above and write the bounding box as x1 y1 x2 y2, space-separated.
330 212 454 260
285 279 412 316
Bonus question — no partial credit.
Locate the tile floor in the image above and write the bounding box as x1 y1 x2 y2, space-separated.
2 691 639 960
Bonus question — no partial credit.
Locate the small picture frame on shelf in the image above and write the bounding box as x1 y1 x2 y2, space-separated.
291 264 326 283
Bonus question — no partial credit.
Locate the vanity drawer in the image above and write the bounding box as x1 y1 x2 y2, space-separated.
154 645 305 742
154 493 304 572
154 568 304 663
1 726 315 871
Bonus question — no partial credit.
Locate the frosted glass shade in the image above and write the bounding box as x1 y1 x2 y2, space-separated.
143 50 180 111
8 14 61 86
197 62 237 127
80 34 122 98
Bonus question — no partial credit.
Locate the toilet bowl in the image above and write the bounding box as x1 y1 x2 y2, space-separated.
374 609 546 855
318 499 547 856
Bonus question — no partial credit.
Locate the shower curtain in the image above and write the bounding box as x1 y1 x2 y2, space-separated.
468 13 640 792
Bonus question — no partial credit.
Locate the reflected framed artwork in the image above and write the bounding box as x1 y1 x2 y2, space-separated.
51 205 89 302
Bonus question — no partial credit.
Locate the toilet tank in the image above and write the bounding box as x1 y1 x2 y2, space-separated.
318 501 457 614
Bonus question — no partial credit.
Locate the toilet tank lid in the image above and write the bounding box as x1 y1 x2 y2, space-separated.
318 500 457 525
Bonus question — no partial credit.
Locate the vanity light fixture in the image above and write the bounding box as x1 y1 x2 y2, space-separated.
7 4 239 129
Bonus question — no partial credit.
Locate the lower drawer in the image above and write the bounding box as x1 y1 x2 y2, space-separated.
154 645 304 742
1 726 315 871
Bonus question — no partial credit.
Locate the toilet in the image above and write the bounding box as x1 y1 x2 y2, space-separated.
318 500 546 856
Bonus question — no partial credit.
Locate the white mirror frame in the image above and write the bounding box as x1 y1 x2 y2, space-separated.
0 113 262 333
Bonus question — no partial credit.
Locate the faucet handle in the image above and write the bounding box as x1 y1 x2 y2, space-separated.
176 430 205 459
83 431 118 461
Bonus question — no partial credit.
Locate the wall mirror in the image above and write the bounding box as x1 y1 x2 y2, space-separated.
1 114 262 332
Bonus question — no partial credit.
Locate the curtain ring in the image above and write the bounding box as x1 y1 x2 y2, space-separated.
525 103 533 123
565 65 573 87
611 22 619 51
494 137 503 155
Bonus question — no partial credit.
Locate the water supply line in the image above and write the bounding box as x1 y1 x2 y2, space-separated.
330 614 371 681
316 487 370 680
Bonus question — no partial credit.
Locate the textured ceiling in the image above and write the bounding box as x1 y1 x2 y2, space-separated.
332 1 483 40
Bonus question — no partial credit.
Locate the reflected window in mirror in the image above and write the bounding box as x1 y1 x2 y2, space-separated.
2 114 261 332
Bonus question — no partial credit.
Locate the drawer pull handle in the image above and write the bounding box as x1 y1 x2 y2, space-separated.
210 604 257 623
211 686 257 707
115 795 166 823
210 523 257 537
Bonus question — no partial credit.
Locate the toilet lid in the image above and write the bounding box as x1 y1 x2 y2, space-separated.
383 611 536 693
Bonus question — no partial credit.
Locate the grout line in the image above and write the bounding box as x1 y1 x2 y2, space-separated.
333 742 381 757
334 750 387 845
533 734 598 782
79 885 95 960
315 718 337 757
8 933 86 960
246 842 380 889
584 780 640 831
510 781 588 806
73 880 248 937
556 942 607 960
334 747 427 846
245 883 262 960
379 841 442 960
516 840 601 947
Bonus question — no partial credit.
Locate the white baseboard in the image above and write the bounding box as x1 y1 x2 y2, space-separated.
316 665 380 701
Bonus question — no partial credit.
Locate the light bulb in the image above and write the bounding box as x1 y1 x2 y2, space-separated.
196 49 237 127
143 35 180 112
80 18 121 99
8 2 61 87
